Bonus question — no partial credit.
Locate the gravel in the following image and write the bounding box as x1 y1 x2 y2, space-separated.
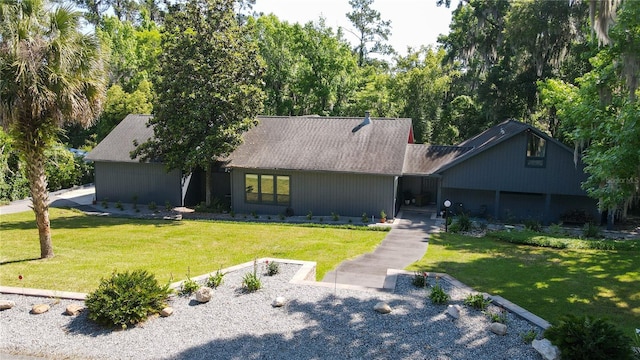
0 264 544 359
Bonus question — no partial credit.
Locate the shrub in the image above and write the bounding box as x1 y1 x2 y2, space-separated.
148 201 157 211
411 271 428 288
547 223 565 236
306 211 313 220
520 329 539 344
179 277 200 295
362 213 369 223
464 293 492 310
85 270 171 329
456 213 472 232
265 260 280 276
165 201 172 211
242 260 262 292
331 212 340 221
524 219 542 232
116 201 124 210
285 207 294 217
429 281 449 304
583 222 602 239
206 268 226 289
486 308 508 324
544 315 632 360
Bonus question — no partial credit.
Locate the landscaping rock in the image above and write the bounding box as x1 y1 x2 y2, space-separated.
30 304 50 315
272 296 286 307
195 287 213 303
446 305 461 319
489 322 507 335
373 302 391 314
532 339 560 360
65 304 84 316
160 307 174 317
0 300 15 310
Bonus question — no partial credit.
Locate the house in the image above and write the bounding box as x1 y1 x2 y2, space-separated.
87 114 598 223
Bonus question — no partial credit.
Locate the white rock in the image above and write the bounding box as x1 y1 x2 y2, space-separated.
65 304 84 316
272 296 286 307
160 307 174 317
195 286 213 303
0 300 15 310
489 322 507 335
373 302 391 314
31 304 50 314
532 339 560 360
446 305 461 319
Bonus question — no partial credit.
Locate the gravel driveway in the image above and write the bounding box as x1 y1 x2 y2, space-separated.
0 263 543 359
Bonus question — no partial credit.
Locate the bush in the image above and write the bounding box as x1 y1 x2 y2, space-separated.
524 219 542 232
456 213 472 232
265 260 280 276
85 270 171 329
411 271 428 288
464 293 492 310
242 272 261 292
179 277 200 295
544 315 632 360
206 269 226 289
429 282 449 304
583 222 602 239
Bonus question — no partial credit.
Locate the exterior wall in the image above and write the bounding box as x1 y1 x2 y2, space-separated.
442 132 588 195
94 162 182 206
440 188 599 223
230 168 397 218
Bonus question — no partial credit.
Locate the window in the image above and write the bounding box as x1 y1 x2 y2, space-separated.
245 174 290 205
526 132 546 167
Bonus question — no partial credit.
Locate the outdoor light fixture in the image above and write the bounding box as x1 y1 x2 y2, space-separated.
444 200 452 232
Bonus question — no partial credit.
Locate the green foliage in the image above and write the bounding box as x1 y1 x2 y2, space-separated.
96 81 154 142
148 202 157 211
486 308 507 324
583 222 602 239
206 269 226 289
547 223 565 236
429 281 449 305
411 271 428 288
179 277 200 295
361 213 369 223
346 0 393 67
133 0 265 178
116 201 124 210
265 260 280 276
544 315 633 360
85 270 171 329
306 211 313 220
331 212 340 221
520 329 539 344
380 210 386 219
464 293 491 310
487 230 639 251
523 219 542 232
242 259 262 292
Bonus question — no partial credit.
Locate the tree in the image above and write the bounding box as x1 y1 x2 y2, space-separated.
346 0 393 67
0 0 106 258
133 0 265 206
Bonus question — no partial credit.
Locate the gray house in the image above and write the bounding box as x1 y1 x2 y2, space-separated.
88 114 598 223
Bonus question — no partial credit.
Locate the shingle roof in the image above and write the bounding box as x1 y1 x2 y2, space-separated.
226 116 413 175
402 144 473 175
85 114 153 163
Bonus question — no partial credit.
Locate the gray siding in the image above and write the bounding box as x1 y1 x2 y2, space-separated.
442 132 587 195
94 162 182 206
230 169 397 218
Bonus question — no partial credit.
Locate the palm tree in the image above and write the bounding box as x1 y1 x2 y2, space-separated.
0 0 106 258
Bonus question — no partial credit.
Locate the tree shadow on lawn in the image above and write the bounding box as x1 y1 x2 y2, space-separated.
421 236 640 334
0 213 183 231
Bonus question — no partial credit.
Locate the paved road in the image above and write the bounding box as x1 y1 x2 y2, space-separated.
322 210 441 288
0 185 96 215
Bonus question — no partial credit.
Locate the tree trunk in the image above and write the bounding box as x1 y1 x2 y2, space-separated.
25 146 53 259
205 163 212 207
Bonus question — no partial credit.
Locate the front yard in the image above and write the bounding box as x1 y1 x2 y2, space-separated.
408 231 640 335
0 208 386 292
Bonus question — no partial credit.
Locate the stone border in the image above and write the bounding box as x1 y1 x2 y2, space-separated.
0 259 551 330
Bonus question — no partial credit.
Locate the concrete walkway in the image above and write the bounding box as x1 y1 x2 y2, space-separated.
321 210 441 289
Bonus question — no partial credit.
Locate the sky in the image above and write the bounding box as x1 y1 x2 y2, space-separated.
251 0 456 56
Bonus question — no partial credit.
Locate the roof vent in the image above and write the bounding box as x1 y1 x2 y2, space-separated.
351 112 371 133
500 127 505 135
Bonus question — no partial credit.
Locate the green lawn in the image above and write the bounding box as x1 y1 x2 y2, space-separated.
407 232 640 335
0 208 386 293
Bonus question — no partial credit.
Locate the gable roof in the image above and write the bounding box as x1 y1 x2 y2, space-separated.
402 144 473 175
85 114 153 163
226 116 413 176
431 119 574 174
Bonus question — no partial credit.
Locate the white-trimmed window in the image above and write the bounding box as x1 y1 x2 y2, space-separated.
526 132 546 168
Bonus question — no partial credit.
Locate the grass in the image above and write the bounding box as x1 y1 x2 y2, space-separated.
408 231 640 335
0 208 387 293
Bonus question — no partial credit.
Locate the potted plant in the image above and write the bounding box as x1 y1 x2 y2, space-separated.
403 190 413 205
380 210 387 223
